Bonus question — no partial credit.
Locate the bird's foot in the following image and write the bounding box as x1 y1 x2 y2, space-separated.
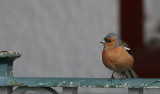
108 76 115 82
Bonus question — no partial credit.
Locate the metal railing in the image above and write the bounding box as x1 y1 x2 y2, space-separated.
0 51 159 94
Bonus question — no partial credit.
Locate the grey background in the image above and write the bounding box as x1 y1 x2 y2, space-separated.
0 0 119 78
0 0 160 94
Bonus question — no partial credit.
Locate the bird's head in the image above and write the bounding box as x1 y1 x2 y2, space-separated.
100 33 120 45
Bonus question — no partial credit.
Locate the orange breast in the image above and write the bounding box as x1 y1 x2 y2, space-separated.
102 46 134 72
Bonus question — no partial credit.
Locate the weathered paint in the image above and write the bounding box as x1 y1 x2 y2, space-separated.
0 51 21 59
0 51 160 89
0 51 21 77
0 77 159 88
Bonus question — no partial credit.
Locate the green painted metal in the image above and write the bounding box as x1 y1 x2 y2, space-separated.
0 51 160 89
0 51 21 77
0 77 159 88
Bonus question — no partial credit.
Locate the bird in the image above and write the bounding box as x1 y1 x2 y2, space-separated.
100 33 137 81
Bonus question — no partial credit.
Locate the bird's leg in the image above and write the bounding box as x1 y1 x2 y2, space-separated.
109 71 115 82
111 71 115 79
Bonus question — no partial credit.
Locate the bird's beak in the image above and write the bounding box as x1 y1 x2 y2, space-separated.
100 40 106 44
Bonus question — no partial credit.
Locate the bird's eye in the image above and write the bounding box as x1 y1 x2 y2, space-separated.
106 39 111 43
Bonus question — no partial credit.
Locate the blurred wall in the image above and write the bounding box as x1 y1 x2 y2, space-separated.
0 0 122 94
0 0 159 94
0 0 119 78
145 0 160 45
132 0 160 78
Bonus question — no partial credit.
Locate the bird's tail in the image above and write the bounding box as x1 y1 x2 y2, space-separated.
125 68 138 78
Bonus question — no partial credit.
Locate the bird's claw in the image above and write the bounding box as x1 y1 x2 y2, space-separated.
108 76 115 82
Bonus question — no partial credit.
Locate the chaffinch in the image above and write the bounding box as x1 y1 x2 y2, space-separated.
100 33 137 81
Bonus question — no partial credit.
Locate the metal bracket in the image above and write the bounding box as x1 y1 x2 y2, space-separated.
12 87 58 94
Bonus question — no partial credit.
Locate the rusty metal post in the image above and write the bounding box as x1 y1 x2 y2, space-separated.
0 51 21 94
0 51 21 77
